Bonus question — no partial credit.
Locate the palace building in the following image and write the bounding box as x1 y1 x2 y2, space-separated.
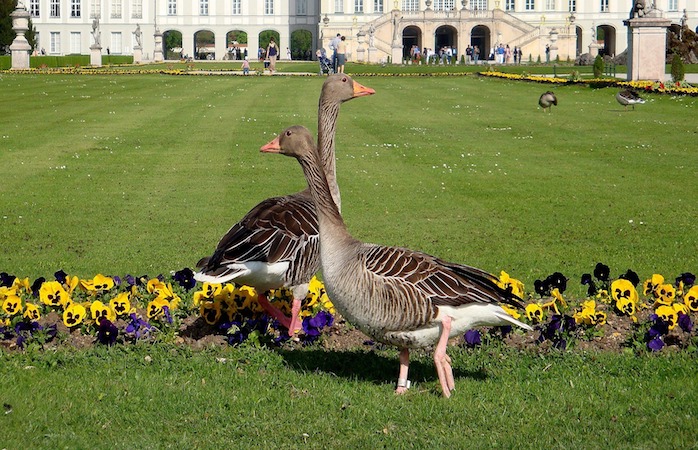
23 0 696 63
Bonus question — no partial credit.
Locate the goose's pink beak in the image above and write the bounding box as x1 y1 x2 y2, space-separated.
260 136 281 153
353 81 375 98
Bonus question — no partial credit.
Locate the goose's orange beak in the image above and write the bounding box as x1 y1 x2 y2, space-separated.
353 81 376 98
260 135 281 153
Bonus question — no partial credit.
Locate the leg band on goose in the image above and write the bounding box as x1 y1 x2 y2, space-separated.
396 378 411 389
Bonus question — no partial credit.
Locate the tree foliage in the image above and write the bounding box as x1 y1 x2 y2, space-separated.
593 54 604 77
1 0 37 53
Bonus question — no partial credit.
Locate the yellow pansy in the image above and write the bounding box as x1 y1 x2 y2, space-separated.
685 286 698 312
63 303 87 327
498 271 525 299
90 300 116 324
200 300 221 325
23 302 41 321
501 304 521 320
146 297 171 320
611 279 639 304
654 284 676 306
525 303 544 323
655 305 678 330
643 274 664 296
40 281 71 307
109 292 131 316
2 293 23 316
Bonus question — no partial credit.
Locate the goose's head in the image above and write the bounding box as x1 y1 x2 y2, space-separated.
260 126 316 160
322 74 375 104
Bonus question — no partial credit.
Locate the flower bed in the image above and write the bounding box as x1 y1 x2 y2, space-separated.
478 70 698 96
1 264 696 354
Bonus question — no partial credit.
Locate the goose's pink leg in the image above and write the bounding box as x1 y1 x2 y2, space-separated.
434 315 455 398
287 298 302 336
257 293 292 330
395 348 410 395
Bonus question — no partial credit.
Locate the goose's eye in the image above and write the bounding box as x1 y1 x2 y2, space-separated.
341 76 348 82
285 130 292 136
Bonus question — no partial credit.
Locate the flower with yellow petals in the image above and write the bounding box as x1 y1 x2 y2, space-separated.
655 305 678 330
643 274 664 296
654 284 675 306
90 300 116 324
63 302 87 327
109 292 131 316
684 286 698 312
525 303 544 323
2 293 23 316
23 303 41 321
498 271 525 299
80 274 115 294
200 300 221 325
146 297 171 320
501 304 521 320
40 281 71 307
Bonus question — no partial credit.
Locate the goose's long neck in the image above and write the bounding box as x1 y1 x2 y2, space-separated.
318 98 342 212
299 148 350 240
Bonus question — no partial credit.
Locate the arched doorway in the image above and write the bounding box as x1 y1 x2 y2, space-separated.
291 29 313 60
194 30 215 60
402 26 422 59
258 30 280 60
470 25 490 60
163 30 182 59
226 30 247 60
575 26 583 56
435 25 458 55
597 25 616 56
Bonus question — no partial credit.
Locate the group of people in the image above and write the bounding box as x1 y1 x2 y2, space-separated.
407 44 522 65
328 33 347 73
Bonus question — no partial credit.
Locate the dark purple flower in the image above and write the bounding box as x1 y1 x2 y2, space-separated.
593 263 610 282
648 315 670 337
534 279 550 297
678 313 693 333
647 337 665 351
54 270 68 284
676 272 696 288
15 321 42 349
112 276 122 286
546 272 568 293
619 269 640 287
124 274 137 287
173 268 197 290
464 329 481 348
0 272 16 287
97 319 119 346
581 273 598 296
125 313 153 339
302 311 334 338
162 306 173 324
30 277 46 297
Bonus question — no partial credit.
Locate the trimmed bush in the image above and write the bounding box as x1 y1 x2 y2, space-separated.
671 52 685 82
593 54 604 77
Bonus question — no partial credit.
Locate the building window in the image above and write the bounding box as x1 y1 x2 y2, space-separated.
168 0 177 15
545 0 554 9
132 0 142 18
471 0 488 9
50 0 61 17
667 0 677 10
29 0 40 17
50 32 61 53
91 0 101 18
111 32 122 53
296 0 307 15
568 0 575 12
232 0 241 14
200 0 208 15
334 0 343 12
70 32 81 53
71 0 81 17
402 0 419 11
354 0 364 12
264 0 274 14
434 0 455 10
505 0 515 10
600 0 608 12
525 0 535 10
111 0 122 18
374 0 383 12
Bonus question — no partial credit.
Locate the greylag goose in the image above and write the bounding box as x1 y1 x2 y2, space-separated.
616 89 645 110
195 75 375 335
261 126 532 398
538 91 557 112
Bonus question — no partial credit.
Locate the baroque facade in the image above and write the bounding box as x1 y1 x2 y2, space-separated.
23 0 697 62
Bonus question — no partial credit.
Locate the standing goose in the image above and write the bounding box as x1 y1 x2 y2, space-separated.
538 91 557 112
616 89 645 110
195 75 375 335
261 126 532 398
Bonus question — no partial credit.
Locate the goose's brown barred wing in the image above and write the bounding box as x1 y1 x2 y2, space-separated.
361 245 523 310
197 190 319 280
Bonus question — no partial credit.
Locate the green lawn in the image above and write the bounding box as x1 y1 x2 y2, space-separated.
1 72 697 448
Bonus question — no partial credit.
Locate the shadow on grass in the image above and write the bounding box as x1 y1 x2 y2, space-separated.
276 347 489 387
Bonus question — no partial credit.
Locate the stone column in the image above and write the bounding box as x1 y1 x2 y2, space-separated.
548 28 559 62
390 10 403 64
10 4 31 70
153 28 164 62
624 10 671 81
90 45 102 66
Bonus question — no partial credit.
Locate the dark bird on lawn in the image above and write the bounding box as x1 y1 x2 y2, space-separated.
616 89 645 110
538 91 557 112
194 75 375 336
261 126 532 398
